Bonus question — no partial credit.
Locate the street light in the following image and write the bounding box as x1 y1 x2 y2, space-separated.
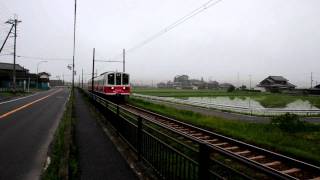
36 60 47 88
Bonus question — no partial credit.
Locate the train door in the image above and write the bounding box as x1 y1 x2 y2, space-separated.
116 73 121 86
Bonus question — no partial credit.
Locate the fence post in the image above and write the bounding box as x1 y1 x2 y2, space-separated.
137 116 143 161
198 142 210 180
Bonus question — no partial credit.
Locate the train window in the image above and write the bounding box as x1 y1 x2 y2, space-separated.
116 73 121 85
108 73 115 85
123 73 129 85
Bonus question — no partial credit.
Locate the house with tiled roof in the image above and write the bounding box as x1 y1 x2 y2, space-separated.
257 76 296 92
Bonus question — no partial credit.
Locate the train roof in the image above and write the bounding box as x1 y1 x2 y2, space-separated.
99 71 129 76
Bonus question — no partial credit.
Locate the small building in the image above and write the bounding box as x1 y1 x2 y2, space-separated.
207 81 219 89
0 62 39 90
174 75 191 89
157 82 167 88
38 72 51 89
307 84 320 95
257 76 296 92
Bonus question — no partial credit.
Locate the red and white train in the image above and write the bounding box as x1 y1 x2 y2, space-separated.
88 71 130 98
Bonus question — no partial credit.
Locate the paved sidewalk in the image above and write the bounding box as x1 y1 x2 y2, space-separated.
74 90 138 180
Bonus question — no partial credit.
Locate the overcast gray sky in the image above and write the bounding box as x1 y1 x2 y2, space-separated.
0 0 319 87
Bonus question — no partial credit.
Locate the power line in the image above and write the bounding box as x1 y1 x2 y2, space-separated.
1 54 73 61
95 59 122 63
107 0 224 61
16 55 72 61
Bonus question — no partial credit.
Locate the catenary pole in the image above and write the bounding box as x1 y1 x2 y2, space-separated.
72 0 77 91
91 48 95 92
123 48 125 72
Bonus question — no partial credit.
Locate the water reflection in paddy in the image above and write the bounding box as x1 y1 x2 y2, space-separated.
177 97 320 110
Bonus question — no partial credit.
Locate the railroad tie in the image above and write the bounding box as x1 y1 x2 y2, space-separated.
199 136 211 140
223 146 239 150
235 150 251 155
190 133 203 137
212 142 228 146
248 155 265 160
262 161 281 167
281 168 301 174
206 139 218 143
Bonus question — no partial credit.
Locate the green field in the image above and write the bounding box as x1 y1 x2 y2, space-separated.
128 97 320 165
132 88 320 108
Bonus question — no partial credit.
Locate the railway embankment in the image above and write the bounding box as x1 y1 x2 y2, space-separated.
128 97 320 166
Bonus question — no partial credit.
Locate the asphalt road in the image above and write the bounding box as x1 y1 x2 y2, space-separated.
0 87 70 180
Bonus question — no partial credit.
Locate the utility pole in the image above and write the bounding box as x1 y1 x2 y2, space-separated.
62 74 64 86
123 48 125 72
311 72 313 88
81 69 83 88
237 72 240 88
5 17 22 93
72 0 77 92
249 74 252 90
91 48 95 92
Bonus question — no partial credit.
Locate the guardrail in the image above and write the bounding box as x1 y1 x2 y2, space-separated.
133 93 320 116
80 90 257 180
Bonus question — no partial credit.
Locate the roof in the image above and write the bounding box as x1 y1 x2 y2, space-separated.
0 62 27 71
100 71 128 76
38 72 51 76
315 84 320 89
174 75 189 78
219 83 234 88
268 76 288 82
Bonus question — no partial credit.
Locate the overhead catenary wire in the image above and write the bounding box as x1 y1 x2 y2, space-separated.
16 55 72 61
107 0 224 61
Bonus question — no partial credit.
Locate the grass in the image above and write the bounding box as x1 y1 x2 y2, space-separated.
0 88 48 101
133 88 320 108
133 88 260 97
128 97 320 166
0 91 29 99
42 95 78 180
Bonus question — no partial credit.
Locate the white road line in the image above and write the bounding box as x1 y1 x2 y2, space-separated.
0 89 55 105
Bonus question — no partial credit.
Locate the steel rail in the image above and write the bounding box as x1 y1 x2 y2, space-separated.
121 104 320 179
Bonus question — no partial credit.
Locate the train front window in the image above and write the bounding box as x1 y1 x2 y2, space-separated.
108 73 115 85
122 74 129 85
116 73 121 85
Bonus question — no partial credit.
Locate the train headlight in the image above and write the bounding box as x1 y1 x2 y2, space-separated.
111 87 114 90
123 87 126 90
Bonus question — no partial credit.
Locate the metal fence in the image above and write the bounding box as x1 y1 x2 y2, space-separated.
133 93 320 116
82 90 254 180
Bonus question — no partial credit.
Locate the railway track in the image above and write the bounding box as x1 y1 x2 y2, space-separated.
120 103 320 180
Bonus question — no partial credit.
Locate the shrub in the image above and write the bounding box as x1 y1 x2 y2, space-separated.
227 86 235 92
270 113 306 133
